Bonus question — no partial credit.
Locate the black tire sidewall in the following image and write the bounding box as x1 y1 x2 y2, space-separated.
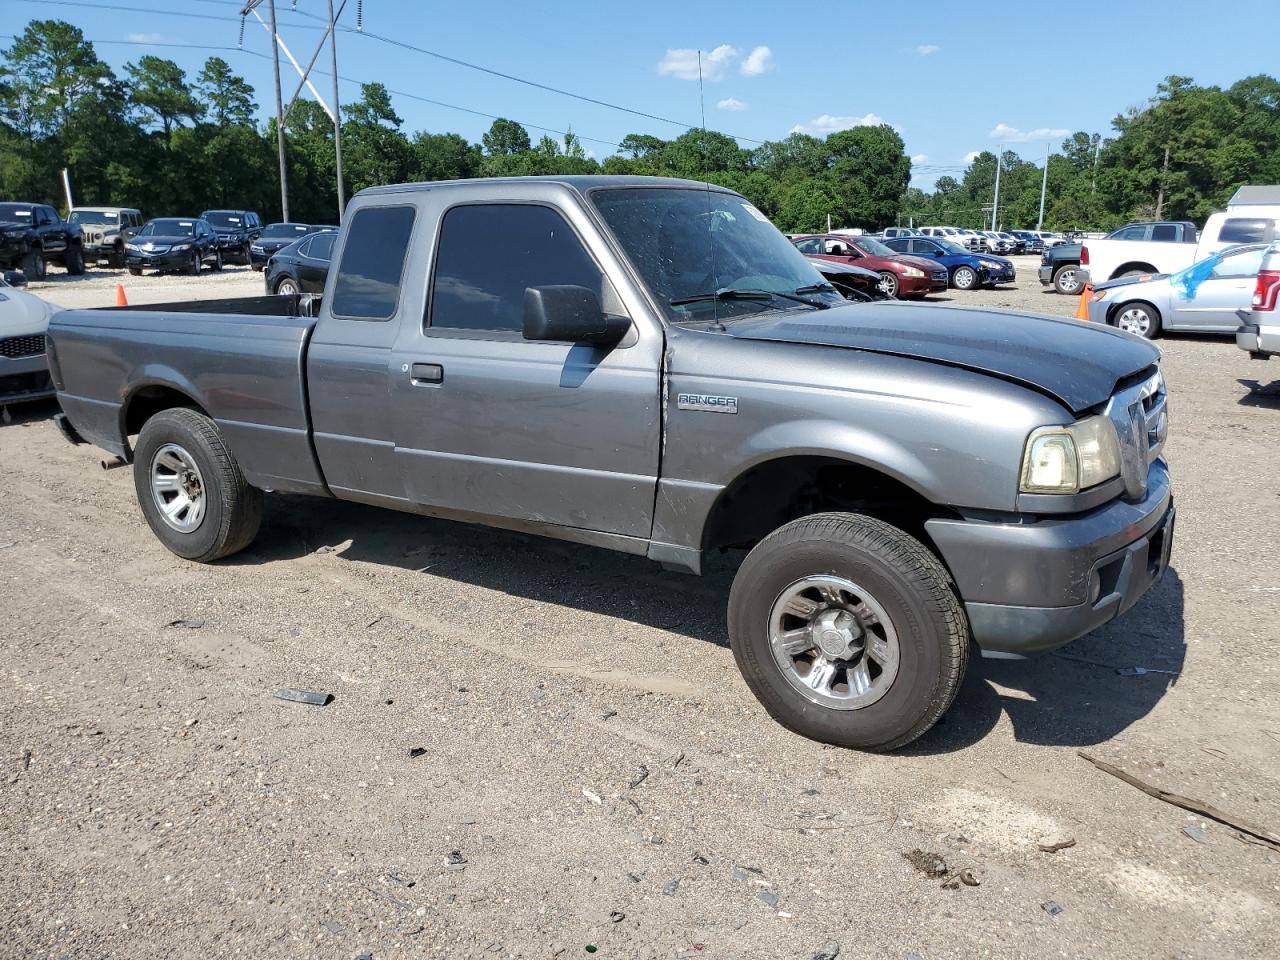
729 524 955 750
133 413 229 561
953 266 976 290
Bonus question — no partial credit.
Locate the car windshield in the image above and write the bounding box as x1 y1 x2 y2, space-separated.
262 223 310 239
0 203 34 221
851 236 895 257
590 187 840 322
204 212 243 229
69 211 118 225
139 219 195 236
935 239 969 255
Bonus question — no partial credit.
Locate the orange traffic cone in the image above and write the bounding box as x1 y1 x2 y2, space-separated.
1074 283 1093 321
115 284 128 307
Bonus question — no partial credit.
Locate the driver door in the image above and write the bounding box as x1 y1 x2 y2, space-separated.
1168 246 1266 331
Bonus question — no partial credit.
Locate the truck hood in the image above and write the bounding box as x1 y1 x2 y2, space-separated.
0 220 32 233
725 302 1160 414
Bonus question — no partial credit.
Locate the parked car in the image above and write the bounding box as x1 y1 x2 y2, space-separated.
880 227 920 240
49 175 1172 752
0 202 85 279
1079 220 1209 285
957 229 986 252
1007 230 1045 254
1086 243 1268 339
975 231 1013 255
803 257 891 300
249 222 316 270
200 209 263 265
997 232 1026 254
69 207 143 268
264 230 337 295
0 271 57 405
792 234 948 299
1237 241 1280 359
881 235 1017 290
125 218 222 275
1038 242 1084 295
919 226 967 247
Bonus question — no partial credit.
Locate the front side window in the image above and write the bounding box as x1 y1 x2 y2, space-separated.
331 205 416 320
429 203 603 333
1210 246 1266 278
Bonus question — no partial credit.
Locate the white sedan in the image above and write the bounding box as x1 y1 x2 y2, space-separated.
0 273 58 405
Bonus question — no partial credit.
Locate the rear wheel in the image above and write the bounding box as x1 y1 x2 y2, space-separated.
727 512 969 751
1052 264 1082 295
951 265 978 290
275 276 299 296
133 408 263 562
877 272 899 298
1113 301 1162 339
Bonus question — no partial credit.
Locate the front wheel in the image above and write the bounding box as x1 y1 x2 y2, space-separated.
951 266 978 290
127 266 142 276
1113 301 1162 339
21 248 46 281
64 244 85 275
727 512 969 751
187 251 201 276
211 249 223 272
877 272 899 298
132 408 263 562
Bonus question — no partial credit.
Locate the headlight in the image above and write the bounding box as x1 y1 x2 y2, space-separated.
125 242 140 251
980 259 1001 269
251 244 264 252
1020 415 1121 494
901 267 924 278
172 243 192 251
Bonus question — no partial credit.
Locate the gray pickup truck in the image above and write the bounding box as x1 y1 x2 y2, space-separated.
47 176 1174 751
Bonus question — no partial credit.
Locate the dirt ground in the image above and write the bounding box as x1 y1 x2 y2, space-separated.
3 258 1278 959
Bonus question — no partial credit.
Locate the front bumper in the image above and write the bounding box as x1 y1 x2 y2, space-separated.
1237 322 1280 358
0 352 54 404
125 250 190 270
900 273 949 295
983 265 1016 285
925 459 1173 656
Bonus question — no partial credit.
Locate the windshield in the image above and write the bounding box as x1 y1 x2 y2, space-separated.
139 219 195 236
590 187 839 322
262 223 310 239
204 212 243 229
0 203 33 221
69 210 118 225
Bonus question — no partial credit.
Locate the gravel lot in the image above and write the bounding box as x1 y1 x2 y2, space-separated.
3 257 1279 959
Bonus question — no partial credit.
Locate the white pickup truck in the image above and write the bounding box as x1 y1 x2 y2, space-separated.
1082 213 1279 284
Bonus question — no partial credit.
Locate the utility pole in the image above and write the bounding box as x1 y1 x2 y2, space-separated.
1155 144 1170 220
328 0 345 220
1037 142 1049 230
990 145 1002 231
248 0 290 221
1091 139 1101 196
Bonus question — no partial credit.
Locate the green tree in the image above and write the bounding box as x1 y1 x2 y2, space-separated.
197 57 256 126
127 56 202 146
340 82 412 193
410 131 481 182
0 20 113 137
481 117 531 156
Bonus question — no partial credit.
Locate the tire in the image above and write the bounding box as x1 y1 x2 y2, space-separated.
951 265 978 291
1112 301 1162 339
111 244 126 269
877 272 899 299
21 248 46 281
241 243 251 265
1117 268 1150 279
187 251 201 276
1052 264 1082 295
132 408 263 562
211 249 223 272
64 243 85 275
275 276 299 296
128 266 142 276
727 512 969 752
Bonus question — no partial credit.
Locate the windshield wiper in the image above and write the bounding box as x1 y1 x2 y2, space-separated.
670 287 830 310
794 281 836 295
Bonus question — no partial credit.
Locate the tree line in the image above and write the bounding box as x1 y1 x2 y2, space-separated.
2 20 1277 234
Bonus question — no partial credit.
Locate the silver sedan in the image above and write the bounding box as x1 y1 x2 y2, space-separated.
1085 243 1267 339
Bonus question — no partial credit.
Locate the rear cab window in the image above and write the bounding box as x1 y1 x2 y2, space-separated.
331 205 417 321
1219 218 1275 244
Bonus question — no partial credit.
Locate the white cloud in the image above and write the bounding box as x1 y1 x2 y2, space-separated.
126 32 165 44
911 153 928 164
963 150 981 163
716 97 747 112
916 44 940 56
740 46 773 77
790 113 886 136
989 122 1070 143
656 44 738 81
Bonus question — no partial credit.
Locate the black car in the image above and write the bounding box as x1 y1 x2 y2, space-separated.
249 222 319 270
1007 230 1045 255
125 217 223 275
0 202 85 279
804 258 890 300
200 209 263 265
1038 242 1084 295
264 229 336 295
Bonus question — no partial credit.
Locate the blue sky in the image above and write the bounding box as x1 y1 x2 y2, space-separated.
14 0 1280 188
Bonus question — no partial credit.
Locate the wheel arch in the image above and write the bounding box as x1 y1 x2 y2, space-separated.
119 377 212 458
1110 261 1158 279
1106 297 1163 328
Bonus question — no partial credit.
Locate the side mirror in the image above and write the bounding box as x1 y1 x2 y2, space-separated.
3 270 27 287
523 285 629 347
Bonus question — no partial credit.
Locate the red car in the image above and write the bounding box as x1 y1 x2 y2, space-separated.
792 234 949 299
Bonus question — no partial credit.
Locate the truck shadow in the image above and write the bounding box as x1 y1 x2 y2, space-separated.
240 495 1184 752
1237 378 1280 408
910 569 1186 752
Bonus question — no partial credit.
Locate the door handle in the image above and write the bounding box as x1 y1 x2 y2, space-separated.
410 362 443 384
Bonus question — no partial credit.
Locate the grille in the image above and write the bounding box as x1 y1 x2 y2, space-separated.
0 334 45 359
1107 371 1167 499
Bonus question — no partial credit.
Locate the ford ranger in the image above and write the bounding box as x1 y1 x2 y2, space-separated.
46 176 1174 751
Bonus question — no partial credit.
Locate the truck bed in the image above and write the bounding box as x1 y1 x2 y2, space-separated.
48 295 329 496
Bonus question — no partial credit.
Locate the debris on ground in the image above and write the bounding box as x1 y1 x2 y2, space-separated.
1038 838 1077 853
1042 900 1065 917
599 708 618 721
692 853 710 865
941 867 981 890
1182 825 1208 843
812 942 841 960
609 910 625 923
408 747 427 760
663 878 681 896
273 688 334 707
164 617 206 629
446 850 466 864
756 890 780 908
903 849 948 879
1116 666 1177 677
582 787 603 805
628 765 650 790
1079 751 1280 850
732 864 765 882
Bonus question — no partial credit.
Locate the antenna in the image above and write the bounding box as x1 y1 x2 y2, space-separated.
697 50 723 331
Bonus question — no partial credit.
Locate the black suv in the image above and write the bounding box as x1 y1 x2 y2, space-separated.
199 209 263 265
0 202 85 280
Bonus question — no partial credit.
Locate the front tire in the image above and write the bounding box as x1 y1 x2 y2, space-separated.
1112 301 1162 339
1052 264 1082 295
133 408 263 562
64 244 85 275
727 512 969 751
188 251 201 276
21 248 46 281
211 249 223 271
951 265 978 290
877 272 899 298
